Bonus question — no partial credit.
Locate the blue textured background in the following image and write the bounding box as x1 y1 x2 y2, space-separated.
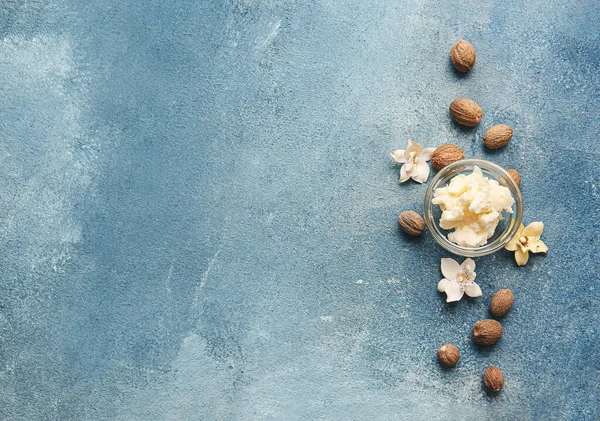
0 1 598 420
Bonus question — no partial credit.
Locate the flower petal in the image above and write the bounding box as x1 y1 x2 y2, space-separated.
522 222 544 239
461 258 476 271
444 280 464 303
464 282 482 298
440 258 461 280
399 165 410 183
411 160 430 183
420 147 436 162
505 223 525 251
515 248 529 266
390 149 407 163
505 236 519 251
406 139 422 156
437 279 450 292
530 239 548 254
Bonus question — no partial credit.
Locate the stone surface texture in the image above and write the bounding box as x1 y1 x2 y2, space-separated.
0 1 598 420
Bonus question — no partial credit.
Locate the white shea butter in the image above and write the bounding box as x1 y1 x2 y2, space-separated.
432 166 514 247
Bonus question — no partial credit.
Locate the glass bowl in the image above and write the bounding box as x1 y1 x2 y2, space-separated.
423 159 523 257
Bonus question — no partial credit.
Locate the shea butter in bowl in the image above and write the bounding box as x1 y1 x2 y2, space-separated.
424 159 523 257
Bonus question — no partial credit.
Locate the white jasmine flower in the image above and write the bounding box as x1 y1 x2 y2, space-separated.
391 140 436 183
505 221 548 266
437 257 482 303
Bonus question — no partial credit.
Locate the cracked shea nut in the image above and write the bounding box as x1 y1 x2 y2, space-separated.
437 344 460 367
489 289 514 318
483 366 505 392
431 144 465 170
450 98 482 126
450 40 476 72
472 319 503 345
507 169 521 187
483 124 513 149
398 211 425 236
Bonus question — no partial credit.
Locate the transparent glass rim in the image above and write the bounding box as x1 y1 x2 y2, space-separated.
423 159 524 257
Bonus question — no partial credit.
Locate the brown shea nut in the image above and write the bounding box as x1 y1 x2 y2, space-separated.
483 124 513 149
483 366 505 392
449 98 483 127
437 344 460 367
398 211 425 236
489 289 515 318
431 144 465 170
507 169 521 187
450 40 476 72
472 319 503 345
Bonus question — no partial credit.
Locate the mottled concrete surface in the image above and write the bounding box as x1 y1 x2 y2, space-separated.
0 1 598 420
